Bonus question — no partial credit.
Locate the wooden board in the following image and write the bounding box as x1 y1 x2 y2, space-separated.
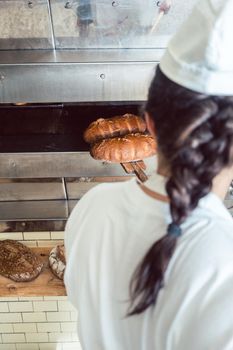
0 247 66 297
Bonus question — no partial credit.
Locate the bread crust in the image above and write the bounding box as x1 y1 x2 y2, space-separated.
84 114 146 144
0 240 43 282
90 133 156 163
49 245 66 280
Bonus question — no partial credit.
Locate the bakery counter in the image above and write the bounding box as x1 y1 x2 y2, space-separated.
0 246 66 297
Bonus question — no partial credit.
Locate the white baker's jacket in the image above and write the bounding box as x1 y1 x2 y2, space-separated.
64 173 233 350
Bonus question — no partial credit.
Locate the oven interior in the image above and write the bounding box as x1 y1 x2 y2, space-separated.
0 102 156 232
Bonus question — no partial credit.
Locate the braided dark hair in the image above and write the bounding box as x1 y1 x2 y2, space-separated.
128 66 233 316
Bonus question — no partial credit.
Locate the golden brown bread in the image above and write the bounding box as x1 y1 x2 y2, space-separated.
49 245 66 280
0 240 43 282
90 133 156 163
84 114 146 144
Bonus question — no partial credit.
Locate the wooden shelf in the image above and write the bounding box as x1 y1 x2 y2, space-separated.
0 247 66 297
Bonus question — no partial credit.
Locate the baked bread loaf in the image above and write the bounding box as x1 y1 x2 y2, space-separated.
49 245 66 280
90 133 156 163
0 240 43 282
84 114 146 144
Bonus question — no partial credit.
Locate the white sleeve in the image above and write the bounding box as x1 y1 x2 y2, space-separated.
64 184 108 309
64 184 104 259
177 260 233 350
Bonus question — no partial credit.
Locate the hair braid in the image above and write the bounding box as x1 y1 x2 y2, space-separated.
128 67 233 316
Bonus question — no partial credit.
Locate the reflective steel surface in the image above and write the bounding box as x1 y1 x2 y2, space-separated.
0 0 198 50
0 0 54 49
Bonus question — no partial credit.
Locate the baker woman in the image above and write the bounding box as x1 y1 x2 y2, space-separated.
65 0 233 349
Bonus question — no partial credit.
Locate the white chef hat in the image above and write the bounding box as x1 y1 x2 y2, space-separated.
159 0 233 95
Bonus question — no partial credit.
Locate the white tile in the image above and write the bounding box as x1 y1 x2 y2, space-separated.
0 302 9 312
50 232 64 240
25 333 48 343
33 301 57 312
0 313 22 323
9 301 33 312
43 296 67 301
0 345 16 350
13 323 37 333
22 312 46 323
0 232 23 240
49 332 72 343
16 344 39 350
71 333 79 342
23 232 51 240
60 322 77 333
70 312 78 322
37 322 60 332
0 297 19 301
37 240 63 247
19 240 37 247
18 296 43 301
39 344 61 350
58 301 76 312
0 324 14 333
46 312 70 322
2 333 25 343
62 343 82 350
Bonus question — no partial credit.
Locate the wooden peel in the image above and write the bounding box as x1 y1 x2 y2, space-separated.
121 160 148 183
131 162 148 182
134 160 146 170
121 162 134 174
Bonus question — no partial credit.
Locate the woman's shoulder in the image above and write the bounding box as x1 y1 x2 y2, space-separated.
68 178 137 220
79 178 136 204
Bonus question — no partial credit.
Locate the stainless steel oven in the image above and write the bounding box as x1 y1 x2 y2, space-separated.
0 0 200 232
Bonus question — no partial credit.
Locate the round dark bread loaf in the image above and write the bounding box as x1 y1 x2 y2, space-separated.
49 245 66 280
90 133 156 163
84 114 146 144
0 240 43 282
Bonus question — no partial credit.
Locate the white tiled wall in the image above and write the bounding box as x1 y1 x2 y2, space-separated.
0 231 83 350
0 231 64 248
0 296 82 350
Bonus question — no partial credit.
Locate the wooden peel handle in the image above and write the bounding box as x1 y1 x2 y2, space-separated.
131 162 148 183
121 161 148 183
